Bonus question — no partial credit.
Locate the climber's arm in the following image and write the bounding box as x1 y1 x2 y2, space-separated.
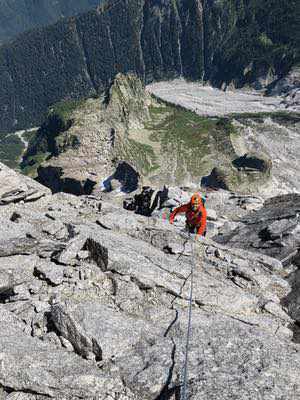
169 204 189 224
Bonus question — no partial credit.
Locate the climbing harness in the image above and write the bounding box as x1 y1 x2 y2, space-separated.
181 232 197 400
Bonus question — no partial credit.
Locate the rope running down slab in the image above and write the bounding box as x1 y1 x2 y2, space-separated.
181 233 196 400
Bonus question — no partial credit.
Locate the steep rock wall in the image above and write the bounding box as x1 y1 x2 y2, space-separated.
203 0 299 88
0 0 298 133
0 0 204 132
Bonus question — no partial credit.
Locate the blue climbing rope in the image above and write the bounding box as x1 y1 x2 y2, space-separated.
181 234 196 400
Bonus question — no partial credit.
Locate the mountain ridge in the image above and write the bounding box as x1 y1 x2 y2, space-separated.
0 0 298 133
19 73 274 195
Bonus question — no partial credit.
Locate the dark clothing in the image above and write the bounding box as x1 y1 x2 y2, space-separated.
123 186 169 217
134 187 154 216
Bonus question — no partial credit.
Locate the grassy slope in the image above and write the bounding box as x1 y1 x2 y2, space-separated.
120 100 271 189
20 99 83 176
6 94 298 194
0 133 24 169
19 96 241 185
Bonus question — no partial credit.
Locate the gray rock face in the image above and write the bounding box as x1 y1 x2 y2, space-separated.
0 271 13 294
0 165 300 399
51 302 171 363
0 307 125 399
282 266 300 335
35 260 65 286
214 193 300 265
116 337 174 399
0 162 50 205
0 255 38 297
268 67 300 111
6 394 49 400
171 311 300 400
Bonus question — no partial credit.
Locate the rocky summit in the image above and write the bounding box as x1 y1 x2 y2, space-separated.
0 161 300 399
19 74 278 196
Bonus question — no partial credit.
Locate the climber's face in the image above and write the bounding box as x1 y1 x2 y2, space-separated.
191 194 201 212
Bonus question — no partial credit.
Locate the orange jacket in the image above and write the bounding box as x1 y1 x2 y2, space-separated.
170 201 207 236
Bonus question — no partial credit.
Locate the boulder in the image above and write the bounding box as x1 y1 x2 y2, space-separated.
0 162 50 205
116 337 174 400
201 167 229 190
0 162 299 399
0 255 38 287
0 307 125 399
51 302 172 362
35 260 65 286
214 193 300 265
232 153 272 173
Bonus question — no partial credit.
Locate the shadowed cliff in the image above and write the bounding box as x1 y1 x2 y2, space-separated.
0 0 298 133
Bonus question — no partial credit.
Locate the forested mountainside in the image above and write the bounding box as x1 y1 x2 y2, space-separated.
0 0 299 133
204 0 299 85
0 0 103 44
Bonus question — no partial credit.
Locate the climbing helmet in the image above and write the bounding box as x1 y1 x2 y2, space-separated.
190 193 202 212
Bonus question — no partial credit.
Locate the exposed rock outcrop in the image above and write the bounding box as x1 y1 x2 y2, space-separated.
148 80 300 196
267 67 300 110
214 193 300 266
0 163 300 399
21 74 273 194
0 162 50 204
22 74 146 194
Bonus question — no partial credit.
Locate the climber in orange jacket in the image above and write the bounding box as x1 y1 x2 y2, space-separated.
169 193 207 236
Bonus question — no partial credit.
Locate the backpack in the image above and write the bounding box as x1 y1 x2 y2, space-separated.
135 187 154 216
123 198 136 211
